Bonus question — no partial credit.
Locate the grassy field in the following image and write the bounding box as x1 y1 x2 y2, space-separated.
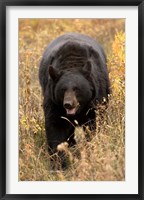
19 19 125 181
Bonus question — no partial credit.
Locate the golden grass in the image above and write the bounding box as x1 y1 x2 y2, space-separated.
19 19 125 181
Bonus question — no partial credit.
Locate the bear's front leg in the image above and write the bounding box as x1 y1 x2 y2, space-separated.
45 118 75 170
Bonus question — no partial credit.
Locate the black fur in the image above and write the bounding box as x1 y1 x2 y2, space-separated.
39 33 110 169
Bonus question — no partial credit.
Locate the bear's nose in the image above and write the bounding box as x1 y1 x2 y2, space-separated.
63 102 73 109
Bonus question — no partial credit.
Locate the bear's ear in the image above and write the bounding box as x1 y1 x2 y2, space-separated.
48 65 58 80
82 60 92 76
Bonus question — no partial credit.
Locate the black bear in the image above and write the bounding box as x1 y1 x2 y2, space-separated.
39 33 110 169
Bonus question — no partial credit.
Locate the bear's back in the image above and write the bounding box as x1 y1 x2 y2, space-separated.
39 33 107 92
42 33 106 66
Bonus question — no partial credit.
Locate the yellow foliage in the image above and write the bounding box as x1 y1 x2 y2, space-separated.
19 19 125 181
112 31 125 65
108 31 125 97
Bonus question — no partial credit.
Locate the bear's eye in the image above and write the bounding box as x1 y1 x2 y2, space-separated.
73 87 79 92
60 88 65 93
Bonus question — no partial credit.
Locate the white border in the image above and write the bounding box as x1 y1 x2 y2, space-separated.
6 6 138 194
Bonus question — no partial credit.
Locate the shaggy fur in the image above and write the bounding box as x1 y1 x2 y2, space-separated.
39 33 110 169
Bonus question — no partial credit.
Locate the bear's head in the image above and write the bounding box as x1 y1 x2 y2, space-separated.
48 61 95 116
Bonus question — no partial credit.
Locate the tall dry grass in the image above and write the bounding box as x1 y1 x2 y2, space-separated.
19 19 125 181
